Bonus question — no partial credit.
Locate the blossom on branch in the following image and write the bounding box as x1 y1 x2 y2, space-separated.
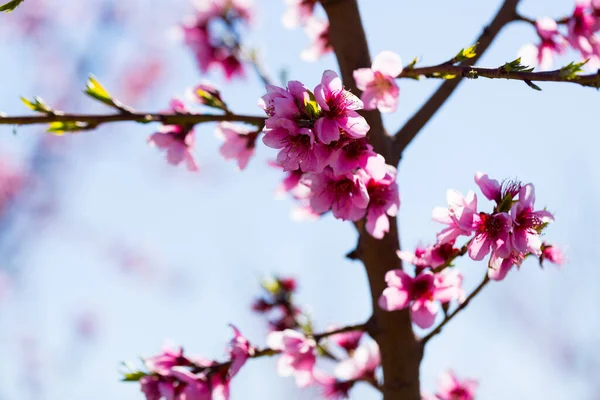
267 329 316 387
353 51 403 113
519 18 566 70
301 17 333 61
422 370 478 400
215 122 257 170
147 99 199 172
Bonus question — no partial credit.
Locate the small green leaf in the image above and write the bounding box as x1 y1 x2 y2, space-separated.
454 44 477 62
47 121 94 135
303 90 321 120
21 96 53 113
524 80 542 91
84 75 114 106
121 371 148 382
194 86 227 111
559 59 589 79
501 58 534 73
405 57 419 69
432 72 458 80
0 0 24 12
260 277 280 295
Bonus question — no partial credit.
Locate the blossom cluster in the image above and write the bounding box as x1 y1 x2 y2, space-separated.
520 0 600 70
434 172 557 280
261 70 400 239
181 0 252 79
422 370 478 400
148 88 259 172
251 275 304 331
136 327 254 400
281 0 332 61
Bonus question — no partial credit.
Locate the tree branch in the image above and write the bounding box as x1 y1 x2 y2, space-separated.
320 1 421 399
421 274 491 345
0 112 266 129
391 0 522 164
399 63 600 88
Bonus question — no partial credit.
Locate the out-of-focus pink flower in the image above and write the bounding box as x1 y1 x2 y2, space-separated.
326 326 363 353
432 190 478 244
541 243 565 266
228 325 253 377
509 184 554 256
301 18 333 61
468 211 512 261
314 70 369 144
398 242 459 271
120 58 164 104
215 122 257 170
188 82 227 111
360 165 400 239
379 269 463 328
353 51 402 113
147 99 198 172
334 340 380 381
566 1 600 69
267 329 316 387
144 344 186 376
314 372 354 399
423 370 478 400
488 250 524 281
0 159 26 218
519 18 566 70
282 0 318 28
181 0 251 80
308 167 370 221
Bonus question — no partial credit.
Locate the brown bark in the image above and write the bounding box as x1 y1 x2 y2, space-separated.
321 1 422 399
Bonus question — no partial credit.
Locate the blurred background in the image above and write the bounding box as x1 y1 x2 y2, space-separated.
0 0 598 399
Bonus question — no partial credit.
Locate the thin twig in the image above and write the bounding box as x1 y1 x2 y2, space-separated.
421 274 491 345
398 64 600 87
391 0 522 164
0 112 266 128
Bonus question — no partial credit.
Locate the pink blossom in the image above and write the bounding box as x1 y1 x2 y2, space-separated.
360 165 400 239
334 340 380 381
424 370 478 400
379 269 464 328
398 242 459 270
215 122 257 170
228 325 253 377
188 82 227 110
519 18 566 70
147 99 198 172
308 167 369 221
566 1 600 68
267 329 316 387
263 124 329 172
353 51 402 112
488 250 524 281
469 212 512 261
509 184 554 256
144 344 187 376
329 138 387 178
326 326 363 353
169 367 213 400
314 70 370 144
432 190 478 244
282 0 318 28
140 376 175 400
314 372 354 399
301 18 333 62
474 172 520 205
541 244 565 266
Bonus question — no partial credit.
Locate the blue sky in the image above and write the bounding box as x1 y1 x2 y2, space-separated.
0 0 598 399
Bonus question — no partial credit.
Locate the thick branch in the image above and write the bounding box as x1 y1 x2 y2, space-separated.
392 0 521 163
0 112 266 128
421 274 490 345
321 1 421 399
399 64 600 88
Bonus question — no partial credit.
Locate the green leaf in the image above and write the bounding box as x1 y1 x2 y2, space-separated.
559 60 589 79
0 0 24 12
260 277 280 295
21 96 53 113
405 57 419 69
303 90 321 120
524 80 542 91
454 44 477 62
84 75 114 106
47 121 94 135
501 58 534 73
194 86 227 111
121 371 148 382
